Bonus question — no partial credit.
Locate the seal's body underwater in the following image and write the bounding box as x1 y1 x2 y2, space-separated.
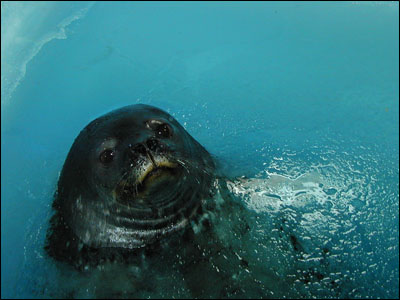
45 104 216 268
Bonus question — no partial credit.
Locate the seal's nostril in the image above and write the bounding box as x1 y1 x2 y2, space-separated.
130 143 147 156
146 138 160 152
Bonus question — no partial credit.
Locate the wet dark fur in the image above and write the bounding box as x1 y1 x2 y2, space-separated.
44 104 216 270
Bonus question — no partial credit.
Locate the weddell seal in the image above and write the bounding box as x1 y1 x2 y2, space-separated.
44 104 317 298
45 104 217 269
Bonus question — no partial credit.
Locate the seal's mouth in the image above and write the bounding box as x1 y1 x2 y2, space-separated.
114 160 181 204
137 161 178 186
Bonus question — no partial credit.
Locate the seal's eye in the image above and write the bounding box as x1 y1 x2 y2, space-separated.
146 120 173 138
99 149 115 164
155 123 172 138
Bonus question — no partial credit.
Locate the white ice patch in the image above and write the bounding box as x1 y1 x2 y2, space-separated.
1 1 95 105
227 171 329 213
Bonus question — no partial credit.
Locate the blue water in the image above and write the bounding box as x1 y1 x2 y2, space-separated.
1 1 399 298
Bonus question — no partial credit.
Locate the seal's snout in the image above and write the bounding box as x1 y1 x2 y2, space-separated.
127 142 149 165
128 138 166 161
146 138 164 152
129 143 147 156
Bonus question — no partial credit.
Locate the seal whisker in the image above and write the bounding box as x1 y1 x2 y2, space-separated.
176 159 191 175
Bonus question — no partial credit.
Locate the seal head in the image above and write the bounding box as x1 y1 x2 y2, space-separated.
47 104 215 258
